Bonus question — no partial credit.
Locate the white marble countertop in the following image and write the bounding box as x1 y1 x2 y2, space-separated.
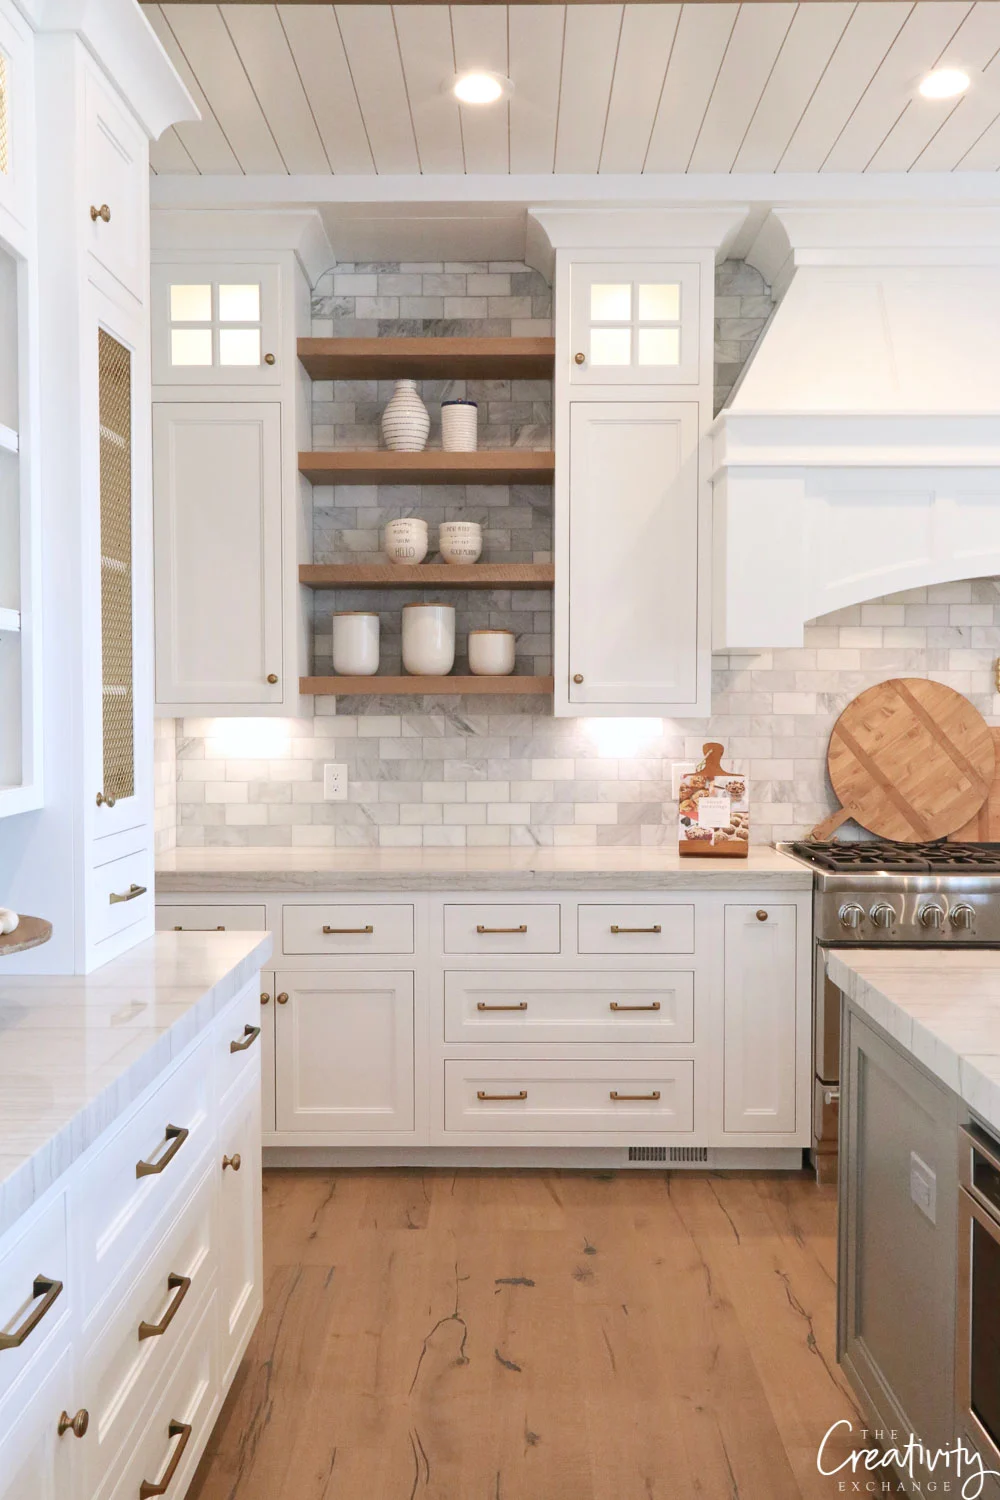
0 931 272 1239
155 844 811 893
828 949 1000 1134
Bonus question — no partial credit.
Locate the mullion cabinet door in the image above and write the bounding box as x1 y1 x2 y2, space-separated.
569 262 701 387
151 263 282 387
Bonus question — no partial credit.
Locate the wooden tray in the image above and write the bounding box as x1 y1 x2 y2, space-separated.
0 915 53 956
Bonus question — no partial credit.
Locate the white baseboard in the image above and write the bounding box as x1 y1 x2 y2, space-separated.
262 1145 807 1171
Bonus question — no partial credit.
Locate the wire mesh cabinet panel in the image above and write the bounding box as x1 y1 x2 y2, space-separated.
97 327 134 805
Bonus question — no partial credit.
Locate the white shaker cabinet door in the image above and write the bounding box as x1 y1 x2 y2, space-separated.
153 402 283 709
723 903 798 1134
218 1075 263 1388
568 401 700 709
0 1344 76 1500
275 971 415 1135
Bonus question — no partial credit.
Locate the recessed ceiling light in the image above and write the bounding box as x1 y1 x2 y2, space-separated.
453 72 505 105
918 66 971 101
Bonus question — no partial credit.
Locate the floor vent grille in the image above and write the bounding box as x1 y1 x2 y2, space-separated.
628 1146 668 1162
670 1146 709 1164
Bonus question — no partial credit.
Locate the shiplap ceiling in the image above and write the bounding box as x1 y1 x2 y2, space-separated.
144 3 1000 176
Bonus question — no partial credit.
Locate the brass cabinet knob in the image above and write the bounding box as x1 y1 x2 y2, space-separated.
267 673 278 684
573 673 583 685
276 991 289 1004
260 991 270 1005
89 204 111 223
96 791 117 807
58 1409 90 1439
756 909 768 922
222 1153 242 1172
574 352 586 365
264 353 276 366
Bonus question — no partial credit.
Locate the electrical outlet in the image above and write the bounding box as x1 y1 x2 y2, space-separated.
910 1151 937 1224
671 762 697 800
323 763 348 801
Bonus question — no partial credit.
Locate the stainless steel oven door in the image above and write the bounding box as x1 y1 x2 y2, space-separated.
957 1125 1000 1475
815 944 841 1084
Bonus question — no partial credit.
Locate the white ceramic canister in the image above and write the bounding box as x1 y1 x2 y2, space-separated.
332 611 380 676
441 399 479 452
384 517 429 565
402 602 456 675
468 628 516 676
438 520 483 564
381 379 430 452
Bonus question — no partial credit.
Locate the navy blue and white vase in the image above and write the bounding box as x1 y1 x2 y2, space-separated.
441 398 478 452
381 379 430 452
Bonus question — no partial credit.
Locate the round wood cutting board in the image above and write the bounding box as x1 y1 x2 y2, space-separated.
811 678 996 843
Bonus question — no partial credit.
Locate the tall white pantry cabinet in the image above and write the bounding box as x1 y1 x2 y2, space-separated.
0 0 194 973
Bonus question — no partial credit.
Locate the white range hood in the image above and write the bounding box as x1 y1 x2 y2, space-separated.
712 208 1000 649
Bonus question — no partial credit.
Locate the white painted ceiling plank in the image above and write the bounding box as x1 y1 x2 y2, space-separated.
149 126 197 175
451 5 510 174
733 3 854 172
554 4 622 173
221 7 330 174
508 5 564 174
643 4 737 173
160 5 286 173
885 1 1000 169
143 5 243 174
778 2 914 171
599 5 679 175
953 108 1000 168
822 1 973 170
278 7 374 174
688 3 795 172
393 6 463 174
335 5 420 173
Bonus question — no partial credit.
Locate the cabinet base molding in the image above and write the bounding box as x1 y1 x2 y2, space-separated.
263 1145 805 1172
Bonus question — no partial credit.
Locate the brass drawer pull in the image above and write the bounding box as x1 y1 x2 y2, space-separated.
138 1273 191 1342
610 924 662 935
322 924 373 935
260 991 270 1005
230 1024 261 1054
476 924 527 934
276 992 289 1004
222 1152 242 1172
139 1420 192 1499
610 1001 661 1012
477 1090 527 1101
110 883 146 906
610 1090 661 1102
95 791 116 807
173 925 224 932
89 203 111 223
136 1124 189 1179
477 1001 528 1012
756 910 768 922
0 1274 63 1351
58 1408 89 1439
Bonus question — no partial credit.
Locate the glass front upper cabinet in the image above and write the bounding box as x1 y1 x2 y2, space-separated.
570 262 700 386
151 263 281 386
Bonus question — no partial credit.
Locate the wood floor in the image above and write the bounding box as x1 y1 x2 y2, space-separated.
188 1169 860 1500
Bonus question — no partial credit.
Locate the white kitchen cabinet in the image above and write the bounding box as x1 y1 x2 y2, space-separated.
569 261 701 387
275 970 415 1136
260 972 276 1136
152 262 282 387
567 401 701 709
83 67 146 306
723 903 798 1134
0 1344 76 1500
153 402 283 708
218 1074 263 1387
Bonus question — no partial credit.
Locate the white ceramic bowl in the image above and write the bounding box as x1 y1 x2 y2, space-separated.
402 602 455 675
332 612 380 676
468 628 515 676
384 517 428 565
439 520 483 565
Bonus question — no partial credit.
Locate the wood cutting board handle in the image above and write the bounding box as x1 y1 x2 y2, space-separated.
810 807 850 841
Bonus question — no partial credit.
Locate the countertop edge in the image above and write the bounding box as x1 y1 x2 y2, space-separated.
155 871 813 894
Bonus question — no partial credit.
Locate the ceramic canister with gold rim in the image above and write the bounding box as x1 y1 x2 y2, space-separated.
402 602 455 675
332 611 380 676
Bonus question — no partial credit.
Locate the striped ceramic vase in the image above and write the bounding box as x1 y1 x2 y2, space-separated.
381 379 430 452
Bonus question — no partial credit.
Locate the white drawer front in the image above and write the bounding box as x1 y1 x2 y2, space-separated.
103 1293 218 1500
91 846 153 946
156 904 267 933
214 981 264 1112
282 904 414 955
82 1164 214 1498
444 971 695 1045
445 1061 694 1134
0 1195 69 1410
444 904 560 954
77 1041 213 1324
577 904 695 954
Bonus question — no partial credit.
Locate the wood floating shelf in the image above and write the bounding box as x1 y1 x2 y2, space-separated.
299 450 555 486
298 336 554 381
299 563 553 591
301 675 554 697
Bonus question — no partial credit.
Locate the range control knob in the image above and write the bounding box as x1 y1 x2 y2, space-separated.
870 903 896 930
919 903 945 930
839 903 865 931
951 903 976 932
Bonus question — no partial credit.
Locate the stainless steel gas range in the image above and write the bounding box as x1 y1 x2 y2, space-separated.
778 839 1000 1183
